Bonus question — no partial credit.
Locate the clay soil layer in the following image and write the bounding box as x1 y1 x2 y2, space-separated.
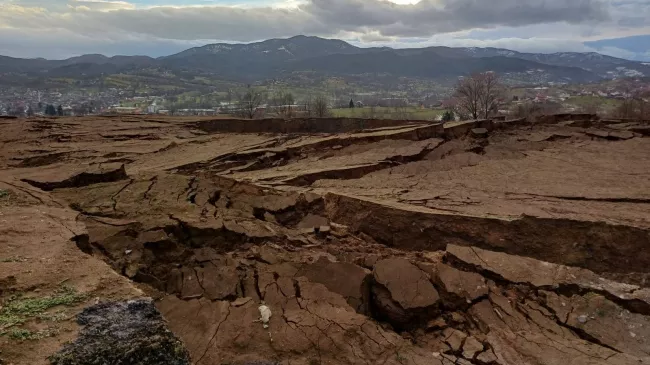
1 114 650 365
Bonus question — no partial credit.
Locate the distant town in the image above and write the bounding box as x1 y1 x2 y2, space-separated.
1 75 649 120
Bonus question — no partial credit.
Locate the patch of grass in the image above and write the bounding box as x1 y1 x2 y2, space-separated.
0 286 86 331
0 189 9 198
6 327 59 341
37 310 69 322
7 328 32 340
1 256 27 263
0 313 24 329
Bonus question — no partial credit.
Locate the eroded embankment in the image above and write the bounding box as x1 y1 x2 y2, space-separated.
5 114 650 365
32 168 647 364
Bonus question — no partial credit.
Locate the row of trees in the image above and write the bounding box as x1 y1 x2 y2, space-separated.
233 88 331 119
4 104 64 117
233 76 500 120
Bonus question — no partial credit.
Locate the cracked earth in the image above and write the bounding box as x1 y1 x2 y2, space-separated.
1 114 650 364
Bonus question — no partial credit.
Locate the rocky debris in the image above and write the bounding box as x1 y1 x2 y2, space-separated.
49 299 190 365
22 163 128 191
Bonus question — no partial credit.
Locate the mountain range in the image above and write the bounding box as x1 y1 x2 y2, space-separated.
1 35 649 84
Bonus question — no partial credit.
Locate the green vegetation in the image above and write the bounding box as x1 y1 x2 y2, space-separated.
0 286 86 334
7 327 59 341
0 189 9 198
566 95 622 114
1 256 27 263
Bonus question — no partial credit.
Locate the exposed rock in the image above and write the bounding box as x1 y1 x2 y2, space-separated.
49 299 190 365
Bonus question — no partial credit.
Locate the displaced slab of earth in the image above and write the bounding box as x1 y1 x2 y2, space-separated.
1 114 650 365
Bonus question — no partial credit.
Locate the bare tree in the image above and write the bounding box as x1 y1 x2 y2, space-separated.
479 72 502 119
270 91 295 118
612 94 650 119
454 72 503 119
236 88 265 119
305 94 331 118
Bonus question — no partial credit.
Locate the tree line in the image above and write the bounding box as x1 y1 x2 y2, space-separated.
233 88 331 119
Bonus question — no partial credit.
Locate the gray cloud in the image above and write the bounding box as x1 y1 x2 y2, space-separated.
0 0 647 58
0 0 610 41
303 0 608 36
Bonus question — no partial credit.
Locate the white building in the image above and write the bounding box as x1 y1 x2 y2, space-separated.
147 102 160 114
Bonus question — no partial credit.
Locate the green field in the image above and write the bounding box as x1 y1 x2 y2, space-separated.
566 95 622 113
332 106 444 120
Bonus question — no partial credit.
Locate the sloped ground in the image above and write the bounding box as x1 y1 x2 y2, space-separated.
0 115 649 365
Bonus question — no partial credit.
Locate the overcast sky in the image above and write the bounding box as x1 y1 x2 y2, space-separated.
0 0 648 60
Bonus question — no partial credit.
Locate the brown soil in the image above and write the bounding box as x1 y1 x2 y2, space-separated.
1 114 649 365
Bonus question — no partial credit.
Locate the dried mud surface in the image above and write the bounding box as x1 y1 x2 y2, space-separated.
1 114 649 365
